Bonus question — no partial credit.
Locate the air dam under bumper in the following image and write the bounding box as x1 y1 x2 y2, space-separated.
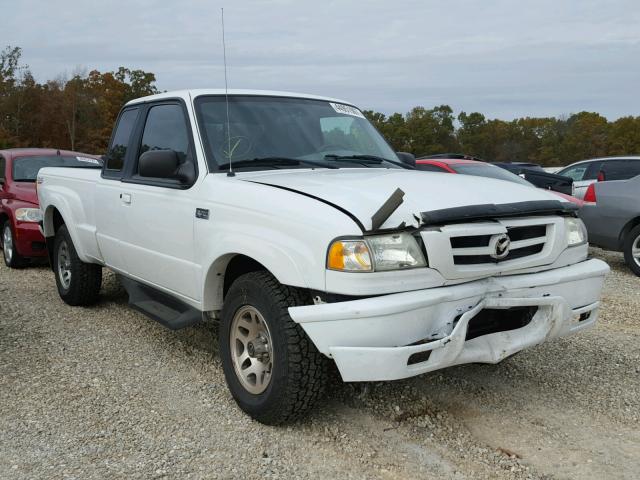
288 259 609 382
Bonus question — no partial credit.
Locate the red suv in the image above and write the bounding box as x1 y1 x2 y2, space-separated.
0 149 101 268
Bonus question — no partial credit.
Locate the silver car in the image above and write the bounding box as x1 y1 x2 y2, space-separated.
558 156 640 199
579 175 640 276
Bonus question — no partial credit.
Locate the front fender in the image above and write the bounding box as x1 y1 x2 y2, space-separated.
200 241 315 311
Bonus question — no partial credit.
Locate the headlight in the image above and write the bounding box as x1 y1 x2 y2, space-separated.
327 232 427 272
367 232 427 271
565 217 587 246
15 208 43 223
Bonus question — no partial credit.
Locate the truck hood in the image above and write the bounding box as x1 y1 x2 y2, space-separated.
239 169 567 231
8 182 38 205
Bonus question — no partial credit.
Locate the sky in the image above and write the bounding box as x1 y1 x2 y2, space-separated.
3 0 640 120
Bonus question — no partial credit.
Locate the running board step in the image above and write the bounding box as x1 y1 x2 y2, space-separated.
117 275 202 330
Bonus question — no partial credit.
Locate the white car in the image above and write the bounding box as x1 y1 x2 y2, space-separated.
37 90 609 424
558 156 640 199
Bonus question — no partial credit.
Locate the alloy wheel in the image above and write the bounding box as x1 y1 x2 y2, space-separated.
229 305 274 394
3 225 13 264
57 240 72 289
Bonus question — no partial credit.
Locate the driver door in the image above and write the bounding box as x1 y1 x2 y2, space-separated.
118 101 201 301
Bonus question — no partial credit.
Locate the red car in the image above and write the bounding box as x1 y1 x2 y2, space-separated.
0 148 101 268
415 156 584 206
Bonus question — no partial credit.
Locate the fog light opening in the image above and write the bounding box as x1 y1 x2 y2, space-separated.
577 311 591 322
407 351 432 366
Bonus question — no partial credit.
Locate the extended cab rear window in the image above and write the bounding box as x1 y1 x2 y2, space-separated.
12 155 101 182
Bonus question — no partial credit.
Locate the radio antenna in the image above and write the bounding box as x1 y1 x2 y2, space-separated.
221 7 234 177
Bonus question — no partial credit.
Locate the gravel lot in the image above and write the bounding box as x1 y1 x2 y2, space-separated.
1 248 638 479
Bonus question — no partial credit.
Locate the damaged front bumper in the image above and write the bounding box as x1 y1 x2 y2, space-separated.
288 259 609 382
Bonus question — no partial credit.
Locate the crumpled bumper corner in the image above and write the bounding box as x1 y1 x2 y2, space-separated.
289 259 608 382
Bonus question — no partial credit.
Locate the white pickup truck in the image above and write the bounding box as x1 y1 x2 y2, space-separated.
37 89 609 424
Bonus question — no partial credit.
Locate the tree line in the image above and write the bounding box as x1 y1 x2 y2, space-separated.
2 45 639 164
364 106 640 166
0 46 158 154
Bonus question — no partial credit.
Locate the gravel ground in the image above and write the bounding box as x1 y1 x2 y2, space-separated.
1 248 638 479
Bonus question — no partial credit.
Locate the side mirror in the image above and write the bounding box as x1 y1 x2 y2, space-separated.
139 150 179 178
396 152 416 167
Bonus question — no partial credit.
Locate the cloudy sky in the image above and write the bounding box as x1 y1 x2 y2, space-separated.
4 0 640 119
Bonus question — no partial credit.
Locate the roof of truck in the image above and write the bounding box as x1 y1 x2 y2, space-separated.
125 89 356 107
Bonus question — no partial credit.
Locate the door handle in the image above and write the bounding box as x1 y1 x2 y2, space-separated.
120 193 132 205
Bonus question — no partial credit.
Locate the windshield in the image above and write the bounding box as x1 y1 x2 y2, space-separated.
451 163 533 187
12 155 101 182
194 95 400 171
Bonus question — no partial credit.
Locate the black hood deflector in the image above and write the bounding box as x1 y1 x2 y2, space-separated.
421 200 579 226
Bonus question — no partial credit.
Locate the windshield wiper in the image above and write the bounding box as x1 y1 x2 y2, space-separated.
218 157 338 170
324 154 411 169
325 154 383 164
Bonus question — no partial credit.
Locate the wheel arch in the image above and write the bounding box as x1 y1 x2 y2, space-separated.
619 216 640 248
43 206 67 267
42 204 94 267
0 211 9 229
0 211 11 250
42 205 66 238
201 253 308 311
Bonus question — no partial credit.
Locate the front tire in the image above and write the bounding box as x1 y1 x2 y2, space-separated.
2 220 26 269
220 271 329 425
623 224 640 277
53 225 102 305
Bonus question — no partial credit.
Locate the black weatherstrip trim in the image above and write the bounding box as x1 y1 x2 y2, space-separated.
421 200 579 226
246 181 366 232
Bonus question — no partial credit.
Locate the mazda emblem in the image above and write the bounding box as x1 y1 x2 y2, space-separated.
490 233 511 260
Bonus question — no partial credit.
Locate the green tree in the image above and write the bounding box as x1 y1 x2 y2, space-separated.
404 105 458 156
608 116 640 155
560 112 609 162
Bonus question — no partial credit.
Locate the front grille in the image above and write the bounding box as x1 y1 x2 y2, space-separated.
31 241 46 251
507 224 547 242
449 223 549 266
419 215 562 280
454 243 544 265
450 235 491 248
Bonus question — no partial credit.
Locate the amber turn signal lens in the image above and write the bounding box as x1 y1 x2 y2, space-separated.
327 240 372 272
328 241 345 270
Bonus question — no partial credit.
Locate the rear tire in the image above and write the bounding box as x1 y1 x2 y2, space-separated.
219 271 329 425
623 224 640 277
2 220 26 269
53 225 102 305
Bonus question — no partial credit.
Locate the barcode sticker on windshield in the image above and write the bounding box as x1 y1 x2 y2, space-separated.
76 156 100 165
329 102 365 118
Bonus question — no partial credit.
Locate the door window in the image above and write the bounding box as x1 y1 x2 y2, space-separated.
626 160 640 178
560 164 589 181
583 161 604 181
0 156 5 183
139 104 190 165
106 108 139 171
602 159 640 181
